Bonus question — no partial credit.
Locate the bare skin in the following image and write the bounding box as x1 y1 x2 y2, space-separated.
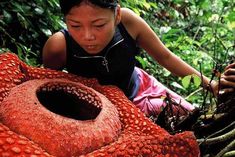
43 2 235 95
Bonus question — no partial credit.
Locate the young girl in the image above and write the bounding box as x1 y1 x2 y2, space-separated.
42 0 235 117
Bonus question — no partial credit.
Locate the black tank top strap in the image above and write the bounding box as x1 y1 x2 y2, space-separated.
118 23 140 56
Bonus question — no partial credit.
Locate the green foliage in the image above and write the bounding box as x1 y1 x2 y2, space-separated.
120 0 157 16
0 0 63 66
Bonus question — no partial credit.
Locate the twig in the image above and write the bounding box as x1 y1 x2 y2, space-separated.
215 139 235 157
207 121 235 139
223 150 235 157
185 87 202 100
193 23 201 41
197 128 235 145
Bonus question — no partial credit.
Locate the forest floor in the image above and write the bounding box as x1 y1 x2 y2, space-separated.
151 92 235 157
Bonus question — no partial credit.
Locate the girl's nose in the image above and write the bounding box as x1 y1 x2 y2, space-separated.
84 28 95 41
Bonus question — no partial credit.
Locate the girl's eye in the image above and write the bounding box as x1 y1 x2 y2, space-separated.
71 25 81 28
94 24 105 28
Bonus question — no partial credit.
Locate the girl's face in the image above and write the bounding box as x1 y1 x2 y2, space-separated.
65 3 120 55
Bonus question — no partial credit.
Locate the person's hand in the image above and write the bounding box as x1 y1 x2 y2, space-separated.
219 62 235 94
209 62 235 96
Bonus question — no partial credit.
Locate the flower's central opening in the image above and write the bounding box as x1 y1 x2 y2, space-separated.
37 83 102 121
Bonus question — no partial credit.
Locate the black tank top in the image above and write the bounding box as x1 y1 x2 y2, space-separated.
61 23 140 100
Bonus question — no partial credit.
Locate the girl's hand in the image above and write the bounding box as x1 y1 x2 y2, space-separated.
218 62 235 94
209 62 235 96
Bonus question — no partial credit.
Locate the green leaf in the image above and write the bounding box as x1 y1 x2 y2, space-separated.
149 2 157 9
135 56 148 69
171 81 185 90
192 74 201 88
227 11 235 22
163 69 171 77
182 74 202 89
3 11 12 23
199 0 211 11
227 21 235 30
132 8 140 16
41 28 52 36
17 13 28 29
35 7 44 15
142 2 150 10
182 75 192 89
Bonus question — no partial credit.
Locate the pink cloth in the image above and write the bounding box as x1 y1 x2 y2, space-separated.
133 67 195 117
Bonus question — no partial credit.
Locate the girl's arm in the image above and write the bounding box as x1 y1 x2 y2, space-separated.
121 9 212 86
121 8 234 95
42 32 67 70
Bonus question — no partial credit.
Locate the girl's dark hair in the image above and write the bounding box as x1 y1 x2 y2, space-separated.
59 0 118 15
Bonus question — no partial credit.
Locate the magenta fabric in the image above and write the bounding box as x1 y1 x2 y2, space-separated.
133 67 195 117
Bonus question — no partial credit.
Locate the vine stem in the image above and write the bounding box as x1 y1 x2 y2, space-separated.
223 150 235 157
207 121 235 139
193 23 201 41
197 128 235 145
185 87 202 100
215 139 235 157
